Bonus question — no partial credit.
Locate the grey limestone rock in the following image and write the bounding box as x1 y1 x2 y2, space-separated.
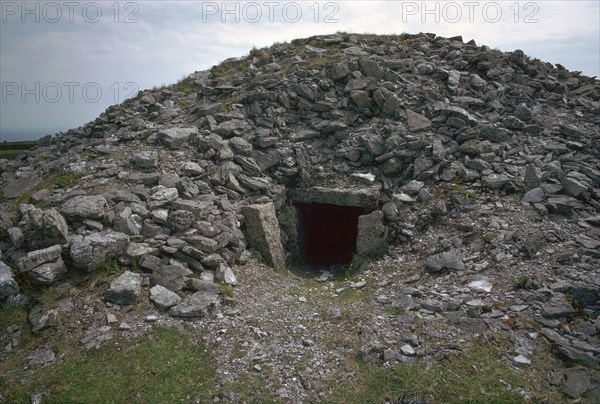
215 263 237 285
0 261 19 299
523 187 545 203
541 295 576 318
151 265 192 292
28 305 59 334
405 109 431 133
61 195 108 221
104 271 141 305
241 203 285 268
356 210 387 257
19 207 68 249
133 150 158 168
158 127 197 149
424 250 465 273
70 231 130 271
18 245 62 272
149 284 181 311
170 291 219 318
28 258 67 286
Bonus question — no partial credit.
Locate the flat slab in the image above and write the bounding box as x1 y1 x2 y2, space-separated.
289 186 380 209
2 177 39 199
241 203 285 268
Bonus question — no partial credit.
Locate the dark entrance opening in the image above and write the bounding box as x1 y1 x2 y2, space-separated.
294 202 365 266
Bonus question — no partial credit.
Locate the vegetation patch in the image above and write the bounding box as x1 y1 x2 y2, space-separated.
0 141 36 160
219 283 235 298
172 75 197 94
96 258 121 276
9 168 84 208
326 341 560 403
2 327 216 403
332 255 370 281
512 274 529 290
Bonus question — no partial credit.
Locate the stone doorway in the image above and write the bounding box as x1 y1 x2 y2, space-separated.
281 187 387 268
294 202 365 266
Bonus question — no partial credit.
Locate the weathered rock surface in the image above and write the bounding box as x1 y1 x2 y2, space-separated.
424 250 465 273
356 210 386 257
149 284 182 311
28 305 59 334
150 265 192 292
215 263 237 285
133 151 158 168
158 127 197 149
17 245 62 272
104 271 141 305
61 195 108 221
242 203 285 268
19 207 68 249
70 232 130 271
0 261 19 299
28 258 67 286
170 291 219 318
2 177 39 199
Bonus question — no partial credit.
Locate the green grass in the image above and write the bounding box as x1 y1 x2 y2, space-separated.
96 258 121 276
0 141 36 160
47 170 82 189
219 283 234 298
332 255 370 281
2 327 216 403
483 232 495 243
0 305 28 327
7 168 84 207
512 275 529 290
172 75 197 94
326 342 558 403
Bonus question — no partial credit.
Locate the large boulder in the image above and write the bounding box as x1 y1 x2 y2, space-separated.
28 258 67 286
132 150 158 168
70 231 130 271
241 203 285 268
158 127 198 149
61 195 108 221
215 263 237 285
0 261 19 299
170 291 219 318
150 265 192 292
356 210 387 257
104 271 141 305
149 285 181 311
2 177 39 199
17 245 62 272
424 249 465 273
19 207 68 249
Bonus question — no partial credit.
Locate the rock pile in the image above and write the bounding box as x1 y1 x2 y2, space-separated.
1 32 599 400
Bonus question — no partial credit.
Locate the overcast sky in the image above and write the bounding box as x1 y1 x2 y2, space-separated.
1 0 598 141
